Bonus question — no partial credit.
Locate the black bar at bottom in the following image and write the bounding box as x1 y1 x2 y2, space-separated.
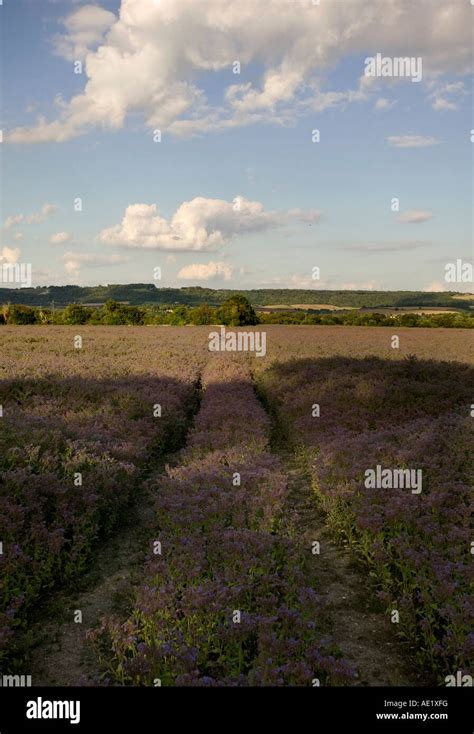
0 686 472 733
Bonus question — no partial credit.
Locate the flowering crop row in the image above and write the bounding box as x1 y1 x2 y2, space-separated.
0 328 206 665
257 355 473 677
91 356 355 686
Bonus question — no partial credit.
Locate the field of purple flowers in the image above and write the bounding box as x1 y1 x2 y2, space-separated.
91 356 356 686
0 328 207 665
1 326 472 685
256 355 473 678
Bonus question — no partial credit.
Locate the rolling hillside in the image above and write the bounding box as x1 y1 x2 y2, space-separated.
1 285 473 311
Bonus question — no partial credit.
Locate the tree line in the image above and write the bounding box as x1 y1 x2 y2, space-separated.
1 297 473 328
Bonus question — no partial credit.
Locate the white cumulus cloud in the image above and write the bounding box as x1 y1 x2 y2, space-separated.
7 0 472 143
99 195 315 251
0 247 21 264
50 231 73 245
177 261 234 281
53 4 116 61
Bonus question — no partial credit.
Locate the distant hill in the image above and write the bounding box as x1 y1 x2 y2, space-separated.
0 284 472 310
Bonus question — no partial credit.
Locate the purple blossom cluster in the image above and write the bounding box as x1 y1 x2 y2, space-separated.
92 356 356 686
259 356 473 675
0 364 201 664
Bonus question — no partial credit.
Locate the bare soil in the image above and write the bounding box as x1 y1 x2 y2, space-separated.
28 493 156 686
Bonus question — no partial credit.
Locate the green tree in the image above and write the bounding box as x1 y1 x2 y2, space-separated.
37 308 54 324
123 306 145 325
396 313 421 328
62 304 92 325
4 304 37 324
189 304 216 325
104 299 120 312
101 299 121 324
165 306 190 325
217 295 258 326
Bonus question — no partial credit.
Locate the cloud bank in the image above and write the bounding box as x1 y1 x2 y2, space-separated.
8 0 472 143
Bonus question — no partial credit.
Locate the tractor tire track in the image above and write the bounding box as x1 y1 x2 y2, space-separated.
26 376 203 687
253 371 425 687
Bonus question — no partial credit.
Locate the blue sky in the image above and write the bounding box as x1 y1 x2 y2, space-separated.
1 0 472 291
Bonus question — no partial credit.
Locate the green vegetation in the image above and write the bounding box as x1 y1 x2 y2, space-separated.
2 304 37 325
1 298 473 328
216 295 258 326
0 284 472 310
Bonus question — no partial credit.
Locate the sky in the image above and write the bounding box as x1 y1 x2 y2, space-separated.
1 0 473 292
